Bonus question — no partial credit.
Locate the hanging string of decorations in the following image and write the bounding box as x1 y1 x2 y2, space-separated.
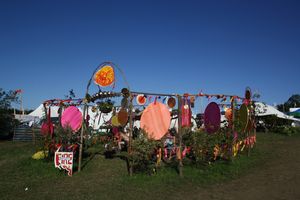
43 98 84 107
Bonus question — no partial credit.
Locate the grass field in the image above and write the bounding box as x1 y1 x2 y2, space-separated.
0 132 298 200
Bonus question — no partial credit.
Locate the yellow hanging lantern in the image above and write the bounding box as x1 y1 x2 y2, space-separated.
93 65 115 87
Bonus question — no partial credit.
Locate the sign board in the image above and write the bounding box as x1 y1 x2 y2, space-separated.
54 148 74 176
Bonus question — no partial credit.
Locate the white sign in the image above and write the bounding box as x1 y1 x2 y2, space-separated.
54 148 74 176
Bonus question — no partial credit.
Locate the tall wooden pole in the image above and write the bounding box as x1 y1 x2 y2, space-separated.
78 69 94 172
247 102 253 157
177 95 183 177
20 92 24 115
230 97 235 160
78 104 87 172
128 94 134 176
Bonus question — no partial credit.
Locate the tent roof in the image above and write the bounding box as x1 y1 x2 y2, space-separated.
28 104 112 129
28 104 59 118
255 102 300 122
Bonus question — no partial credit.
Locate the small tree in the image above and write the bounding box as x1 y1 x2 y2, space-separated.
0 88 20 139
64 89 76 99
277 94 300 112
0 88 19 109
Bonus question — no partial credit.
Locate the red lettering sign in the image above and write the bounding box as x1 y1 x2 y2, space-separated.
54 148 74 176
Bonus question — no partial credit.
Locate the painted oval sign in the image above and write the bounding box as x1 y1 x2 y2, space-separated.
140 102 171 140
61 106 83 132
204 102 221 134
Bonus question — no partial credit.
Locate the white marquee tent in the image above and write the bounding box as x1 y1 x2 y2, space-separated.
255 102 300 122
28 104 112 129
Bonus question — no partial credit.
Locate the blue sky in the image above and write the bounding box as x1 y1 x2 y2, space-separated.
0 0 299 110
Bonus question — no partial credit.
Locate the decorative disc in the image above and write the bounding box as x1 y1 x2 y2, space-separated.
204 102 221 134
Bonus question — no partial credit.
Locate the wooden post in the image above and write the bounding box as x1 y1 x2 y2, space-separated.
247 102 253 157
78 104 87 172
231 98 235 131
128 94 134 176
31 126 36 145
230 97 235 160
177 95 183 177
20 92 24 115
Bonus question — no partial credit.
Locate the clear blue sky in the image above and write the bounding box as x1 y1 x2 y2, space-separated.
0 0 299 110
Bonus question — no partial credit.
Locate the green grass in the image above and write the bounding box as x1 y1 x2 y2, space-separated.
0 132 296 200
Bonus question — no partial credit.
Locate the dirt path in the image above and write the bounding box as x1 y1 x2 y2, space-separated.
188 134 300 200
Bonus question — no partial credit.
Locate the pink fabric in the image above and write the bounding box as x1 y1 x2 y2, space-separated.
182 147 188 158
243 99 250 106
233 131 238 142
164 148 168 158
140 102 171 140
61 106 83 132
112 127 119 135
181 99 191 127
204 102 221 134
41 121 54 136
41 106 54 136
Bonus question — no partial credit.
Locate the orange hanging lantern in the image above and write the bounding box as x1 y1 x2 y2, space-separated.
93 65 115 87
225 108 233 121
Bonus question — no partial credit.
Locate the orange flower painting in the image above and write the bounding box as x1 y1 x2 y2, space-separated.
93 65 115 87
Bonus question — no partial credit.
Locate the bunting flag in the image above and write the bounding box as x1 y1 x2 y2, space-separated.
190 96 195 108
14 89 23 94
221 96 227 102
230 96 234 102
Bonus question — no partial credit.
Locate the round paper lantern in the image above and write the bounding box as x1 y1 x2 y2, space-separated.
93 65 115 87
225 108 233 121
239 104 249 132
111 115 120 127
117 109 128 126
136 94 147 105
204 102 221 134
167 97 176 108
61 106 83 132
41 121 54 136
140 102 171 140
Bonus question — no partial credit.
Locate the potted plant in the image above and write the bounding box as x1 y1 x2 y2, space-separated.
98 99 114 113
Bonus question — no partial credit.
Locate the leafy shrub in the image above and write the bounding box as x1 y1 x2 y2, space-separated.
272 126 300 136
182 129 231 165
97 99 114 113
128 132 162 174
0 109 19 139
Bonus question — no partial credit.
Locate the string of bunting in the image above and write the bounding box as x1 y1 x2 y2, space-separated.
130 91 245 105
43 99 84 107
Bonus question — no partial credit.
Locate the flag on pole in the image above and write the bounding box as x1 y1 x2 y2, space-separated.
15 89 23 93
